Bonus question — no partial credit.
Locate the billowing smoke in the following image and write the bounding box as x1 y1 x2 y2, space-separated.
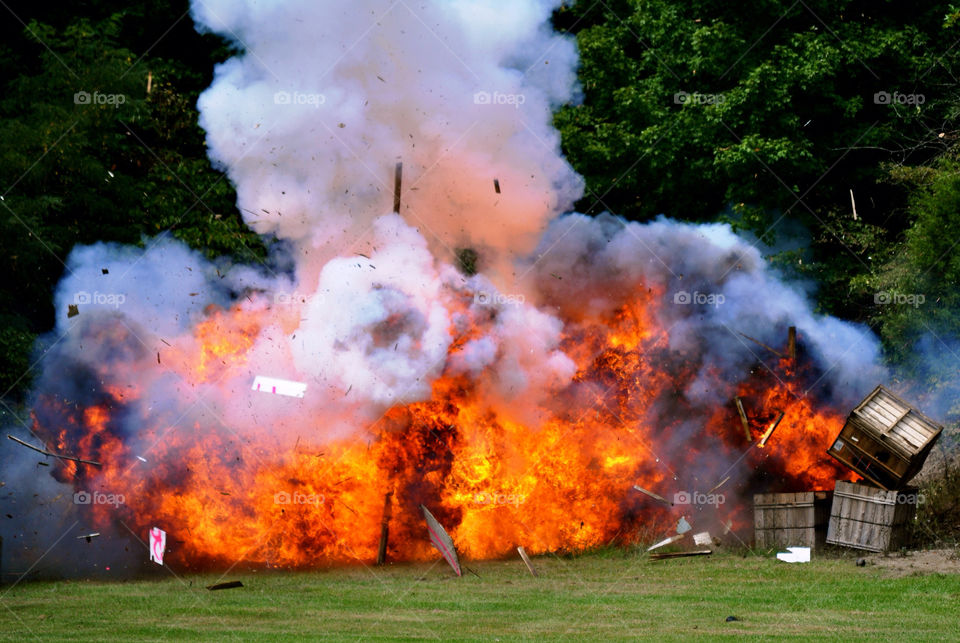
1 0 903 577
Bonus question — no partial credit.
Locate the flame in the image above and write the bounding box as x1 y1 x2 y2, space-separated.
29 288 853 569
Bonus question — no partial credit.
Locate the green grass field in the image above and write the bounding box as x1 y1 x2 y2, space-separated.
2 549 958 641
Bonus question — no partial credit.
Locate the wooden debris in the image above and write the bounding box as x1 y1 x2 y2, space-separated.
649 550 712 560
737 332 786 358
7 435 102 467
647 534 685 552
67 304 79 318
734 396 751 441
757 411 784 448
693 531 712 546
376 491 393 566
787 326 797 364
146 70 153 95
206 581 243 591
633 485 672 506
77 532 101 542
493 178 501 194
421 504 462 577
393 161 403 212
517 546 538 577
709 476 730 494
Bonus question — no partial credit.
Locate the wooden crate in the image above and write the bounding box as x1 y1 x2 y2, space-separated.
826 480 917 552
828 385 942 489
754 491 833 550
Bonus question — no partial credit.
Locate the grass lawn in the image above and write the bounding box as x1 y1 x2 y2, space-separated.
1 549 958 641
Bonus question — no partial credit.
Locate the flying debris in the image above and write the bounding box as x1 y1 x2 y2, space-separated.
251 376 307 398
7 434 101 467
633 485 672 506
757 411 784 448
421 505 461 577
149 527 166 565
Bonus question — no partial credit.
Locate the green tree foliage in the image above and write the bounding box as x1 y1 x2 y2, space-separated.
554 0 959 322
0 5 264 400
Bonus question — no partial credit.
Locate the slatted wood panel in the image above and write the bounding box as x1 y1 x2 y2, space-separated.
754 491 832 550
828 386 942 489
826 481 916 552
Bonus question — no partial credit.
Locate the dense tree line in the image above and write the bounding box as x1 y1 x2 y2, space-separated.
0 1 264 397
1 1 959 410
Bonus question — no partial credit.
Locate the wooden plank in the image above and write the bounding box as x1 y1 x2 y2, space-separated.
735 396 751 441
517 546 538 577
393 162 403 212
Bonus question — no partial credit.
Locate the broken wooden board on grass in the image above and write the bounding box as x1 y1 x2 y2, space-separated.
420 504 462 577
649 550 712 560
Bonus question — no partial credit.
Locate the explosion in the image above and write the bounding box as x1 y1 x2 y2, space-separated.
9 0 883 573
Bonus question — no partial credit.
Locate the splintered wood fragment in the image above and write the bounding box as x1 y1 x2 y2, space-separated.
633 485 672 506
421 504 462 577
494 178 501 194
77 532 100 541
647 534 685 552
787 326 797 363
649 550 712 560
393 161 403 212
517 546 538 577
708 476 730 494
850 189 858 220
734 396 751 440
376 491 393 566
67 304 79 318
146 70 153 95
7 435 102 467
737 332 786 358
206 581 243 590
757 411 785 448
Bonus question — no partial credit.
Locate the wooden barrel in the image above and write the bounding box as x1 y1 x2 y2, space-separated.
754 491 833 550
826 480 917 552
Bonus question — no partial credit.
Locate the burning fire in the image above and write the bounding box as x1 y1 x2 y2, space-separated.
12 0 875 576
28 283 852 569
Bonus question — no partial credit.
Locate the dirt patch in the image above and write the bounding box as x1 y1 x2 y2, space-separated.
862 548 960 577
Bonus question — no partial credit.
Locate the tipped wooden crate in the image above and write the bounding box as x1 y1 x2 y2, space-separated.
826 480 917 552
828 385 942 490
754 491 833 550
